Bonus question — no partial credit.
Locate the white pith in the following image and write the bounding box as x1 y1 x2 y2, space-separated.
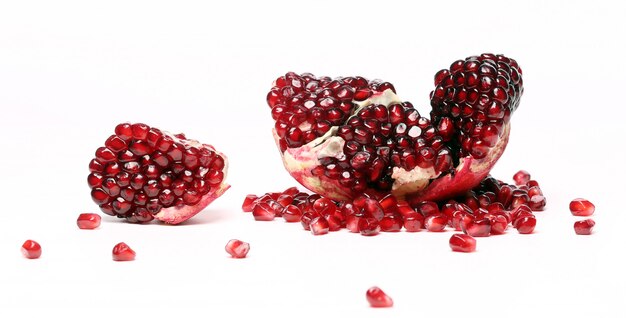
280 89 449 197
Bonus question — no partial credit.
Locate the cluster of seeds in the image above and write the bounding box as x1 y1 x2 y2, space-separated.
243 171 548 241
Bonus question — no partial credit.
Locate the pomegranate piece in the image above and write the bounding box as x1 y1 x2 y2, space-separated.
76 213 102 229
574 219 595 235
358 217 381 236
424 214 448 232
403 213 424 232
513 170 531 185
266 54 524 203
449 234 476 253
513 216 536 234
462 217 491 237
88 123 230 224
225 239 250 258
569 198 595 216
282 205 302 222
252 202 276 221
366 286 393 308
21 240 42 259
112 242 135 261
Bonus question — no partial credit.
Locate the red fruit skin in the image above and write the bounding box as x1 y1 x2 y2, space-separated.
21 240 42 259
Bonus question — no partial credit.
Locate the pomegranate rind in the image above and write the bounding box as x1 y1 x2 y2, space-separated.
154 151 230 224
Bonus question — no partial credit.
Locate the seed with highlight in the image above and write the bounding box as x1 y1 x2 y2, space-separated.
77 213 102 229
112 242 136 261
366 286 393 308
21 240 42 259
574 219 595 235
569 198 595 216
449 234 476 252
225 239 250 258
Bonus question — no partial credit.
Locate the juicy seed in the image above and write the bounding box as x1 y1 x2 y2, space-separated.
309 217 330 235
513 216 536 234
569 198 595 216
366 287 393 308
21 240 42 259
242 194 258 212
425 214 448 232
449 234 476 253
513 170 531 185
225 239 250 258
574 219 595 235
253 202 276 221
77 213 102 229
112 242 135 261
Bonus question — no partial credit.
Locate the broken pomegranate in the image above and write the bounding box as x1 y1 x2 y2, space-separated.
88 123 229 224
112 242 135 261
77 213 102 229
265 53 523 204
21 240 42 259
569 198 595 216
366 286 393 308
225 239 250 258
449 234 476 252
574 219 595 235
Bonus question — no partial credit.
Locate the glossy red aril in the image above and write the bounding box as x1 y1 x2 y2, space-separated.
252 202 276 221
76 213 102 229
112 242 135 261
574 219 595 235
242 195 258 212
21 240 42 259
425 214 448 232
462 217 491 237
513 170 530 185
225 239 250 258
569 198 595 216
449 234 476 252
88 123 230 224
266 54 524 204
310 217 330 235
366 287 393 308
513 216 536 234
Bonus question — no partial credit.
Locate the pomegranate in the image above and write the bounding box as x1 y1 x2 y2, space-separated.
88 123 230 224
449 234 476 252
574 219 595 235
21 240 42 259
265 53 523 203
366 286 393 308
112 242 136 261
569 198 595 216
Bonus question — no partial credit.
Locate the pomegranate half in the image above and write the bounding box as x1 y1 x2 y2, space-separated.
266 53 523 203
88 123 229 224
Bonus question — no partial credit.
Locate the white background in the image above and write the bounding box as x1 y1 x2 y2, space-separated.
1 0 625 317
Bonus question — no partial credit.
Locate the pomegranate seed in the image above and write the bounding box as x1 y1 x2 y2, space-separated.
488 214 508 234
366 286 393 308
309 217 330 235
513 216 536 234
358 217 380 236
425 214 448 232
569 198 595 216
225 239 250 258
21 240 42 259
242 194 258 212
462 217 491 237
574 219 595 235
252 202 276 221
300 212 319 230
513 170 530 185
76 213 102 229
403 213 424 232
379 215 403 232
112 242 136 261
449 234 476 253
282 205 302 222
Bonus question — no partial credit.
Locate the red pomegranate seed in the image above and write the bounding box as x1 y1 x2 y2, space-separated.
358 217 381 236
462 217 491 237
309 217 330 235
403 213 424 232
449 234 476 253
282 205 302 222
487 214 508 234
379 215 403 232
112 242 135 261
425 214 448 232
21 240 42 259
300 212 320 230
242 194 258 212
513 170 530 185
76 213 102 229
569 198 595 216
225 239 250 258
529 195 546 211
252 202 276 221
574 219 595 235
366 286 393 308
513 216 536 234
